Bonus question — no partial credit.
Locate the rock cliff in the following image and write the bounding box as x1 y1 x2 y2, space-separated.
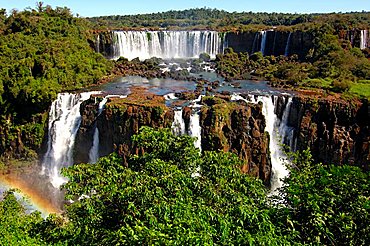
199 96 271 184
276 95 369 170
74 91 174 165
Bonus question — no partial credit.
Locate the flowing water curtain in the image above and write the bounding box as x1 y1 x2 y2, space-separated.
112 30 224 60
231 94 294 194
42 92 100 188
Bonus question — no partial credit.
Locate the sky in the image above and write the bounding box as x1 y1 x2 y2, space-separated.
1 0 369 17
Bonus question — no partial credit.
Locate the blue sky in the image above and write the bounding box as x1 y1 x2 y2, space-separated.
1 0 369 17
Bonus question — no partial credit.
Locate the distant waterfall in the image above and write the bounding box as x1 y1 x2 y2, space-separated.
172 109 186 136
170 108 202 150
260 31 267 55
251 32 259 53
96 34 100 53
112 30 224 60
278 98 296 151
189 111 202 151
284 33 292 56
88 96 109 164
360 30 368 50
42 92 98 188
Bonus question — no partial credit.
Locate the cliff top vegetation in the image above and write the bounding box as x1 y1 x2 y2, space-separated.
87 7 370 31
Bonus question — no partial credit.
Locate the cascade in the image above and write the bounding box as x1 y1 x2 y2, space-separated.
260 31 267 55
172 109 186 136
278 98 296 150
232 94 292 194
96 34 100 53
42 92 99 188
272 31 277 55
88 96 109 164
188 110 202 151
112 31 223 60
350 31 355 48
284 33 292 56
360 30 368 50
251 32 259 53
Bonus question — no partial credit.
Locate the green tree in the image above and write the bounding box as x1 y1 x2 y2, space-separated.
56 127 289 245
274 149 370 245
0 191 46 245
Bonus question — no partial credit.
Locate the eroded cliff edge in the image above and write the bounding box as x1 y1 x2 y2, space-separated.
276 95 369 170
75 93 273 183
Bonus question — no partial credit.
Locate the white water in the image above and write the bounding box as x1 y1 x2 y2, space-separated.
189 111 202 151
278 98 296 151
96 34 100 53
284 33 292 56
232 94 291 194
360 30 368 50
112 31 224 60
88 97 109 164
42 92 99 188
172 109 186 136
88 128 100 164
164 93 178 100
260 31 267 55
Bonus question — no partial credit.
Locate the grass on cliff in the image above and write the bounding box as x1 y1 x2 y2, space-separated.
349 82 370 99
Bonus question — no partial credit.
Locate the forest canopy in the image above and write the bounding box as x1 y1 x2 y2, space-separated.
1 127 369 245
87 7 370 31
0 6 112 159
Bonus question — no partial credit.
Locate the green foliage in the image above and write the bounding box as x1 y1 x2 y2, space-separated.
275 149 370 245
1 129 369 245
0 191 46 245
199 52 211 62
0 6 112 158
55 127 287 245
349 82 370 99
215 31 370 98
215 48 252 80
87 8 370 31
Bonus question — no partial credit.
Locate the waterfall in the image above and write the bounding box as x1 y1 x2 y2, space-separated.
360 30 368 50
260 31 267 56
284 33 292 56
96 34 100 53
232 94 292 194
88 97 109 164
42 92 98 188
189 110 202 151
171 107 202 151
253 95 291 194
251 32 259 53
88 128 100 164
172 109 186 136
272 31 277 55
278 98 296 151
112 30 223 60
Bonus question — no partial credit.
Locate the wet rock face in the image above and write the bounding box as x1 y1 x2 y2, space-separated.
279 96 370 170
74 97 100 164
199 97 271 184
224 31 314 59
75 93 174 164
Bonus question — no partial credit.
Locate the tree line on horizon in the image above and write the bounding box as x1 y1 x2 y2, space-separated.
87 7 370 31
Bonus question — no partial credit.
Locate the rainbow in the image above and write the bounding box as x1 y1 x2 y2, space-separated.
0 173 62 217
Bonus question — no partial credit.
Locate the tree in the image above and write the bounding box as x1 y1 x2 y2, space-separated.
0 191 45 245
274 149 370 246
56 127 288 245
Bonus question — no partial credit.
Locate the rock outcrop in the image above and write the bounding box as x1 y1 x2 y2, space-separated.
199 96 271 184
225 30 314 59
276 96 369 170
74 91 174 165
